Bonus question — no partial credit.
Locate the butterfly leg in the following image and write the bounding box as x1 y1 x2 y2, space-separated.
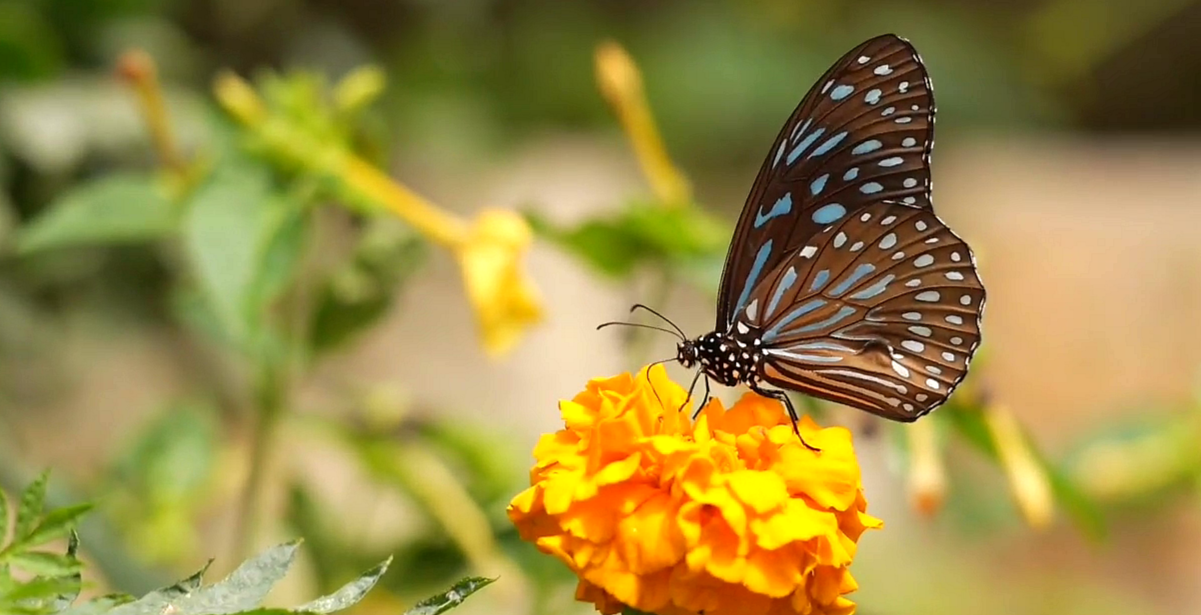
678 369 704 415
751 384 821 453
691 375 714 420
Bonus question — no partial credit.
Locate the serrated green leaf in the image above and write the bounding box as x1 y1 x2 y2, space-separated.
5 552 81 578
153 540 299 615
48 532 82 613
403 577 494 615
18 504 92 550
0 575 79 607
14 472 48 543
292 557 391 614
16 175 176 254
58 594 135 615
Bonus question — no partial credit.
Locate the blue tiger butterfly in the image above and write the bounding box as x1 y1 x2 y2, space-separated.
602 34 985 444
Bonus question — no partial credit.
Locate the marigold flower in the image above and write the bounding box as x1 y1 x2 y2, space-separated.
508 365 881 615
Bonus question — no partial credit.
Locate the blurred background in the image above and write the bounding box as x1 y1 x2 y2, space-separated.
2 1 1201 614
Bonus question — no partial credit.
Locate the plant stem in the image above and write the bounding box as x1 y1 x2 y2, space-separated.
232 363 286 558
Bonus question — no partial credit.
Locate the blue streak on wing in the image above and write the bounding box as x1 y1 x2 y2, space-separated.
849 274 896 300
808 131 848 159
791 118 812 143
864 89 882 104
766 267 798 318
787 128 825 164
860 182 883 194
793 306 857 334
764 299 826 342
754 193 792 228
810 174 829 196
830 84 854 100
810 269 830 291
852 139 882 155
811 203 845 224
734 239 773 319
828 263 876 297
843 167 859 181
789 341 851 352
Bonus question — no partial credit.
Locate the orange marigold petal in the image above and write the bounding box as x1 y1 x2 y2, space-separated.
615 493 686 574
726 469 789 514
752 499 840 550
744 546 803 598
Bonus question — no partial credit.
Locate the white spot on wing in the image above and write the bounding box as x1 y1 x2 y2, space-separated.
916 291 940 302
800 245 818 258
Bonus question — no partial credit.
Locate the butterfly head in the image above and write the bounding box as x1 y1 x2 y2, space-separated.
676 339 700 369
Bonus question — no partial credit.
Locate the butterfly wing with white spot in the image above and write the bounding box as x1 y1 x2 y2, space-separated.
716 34 937 332
737 201 984 421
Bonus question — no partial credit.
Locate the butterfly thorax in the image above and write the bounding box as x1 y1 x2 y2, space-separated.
676 330 764 387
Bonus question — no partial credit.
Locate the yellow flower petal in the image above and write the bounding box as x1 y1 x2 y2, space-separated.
454 208 544 357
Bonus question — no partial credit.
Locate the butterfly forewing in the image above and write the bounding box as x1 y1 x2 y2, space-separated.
737 201 983 420
716 34 936 331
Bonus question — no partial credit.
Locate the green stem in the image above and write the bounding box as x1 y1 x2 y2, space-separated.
231 364 286 558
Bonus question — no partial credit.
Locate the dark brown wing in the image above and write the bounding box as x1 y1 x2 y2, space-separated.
716 34 937 332
736 201 984 421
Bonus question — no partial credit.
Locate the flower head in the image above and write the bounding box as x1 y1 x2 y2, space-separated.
455 208 544 357
508 365 881 615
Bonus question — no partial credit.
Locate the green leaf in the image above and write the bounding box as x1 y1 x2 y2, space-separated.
527 201 727 279
5 552 82 578
58 541 393 615
16 175 176 254
0 488 9 548
15 504 92 551
102 541 299 615
57 595 135 615
183 165 303 346
13 472 48 542
292 558 392 614
309 219 426 353
403 577 494 615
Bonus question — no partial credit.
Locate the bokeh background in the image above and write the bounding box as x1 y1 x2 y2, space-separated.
2 1 1201 614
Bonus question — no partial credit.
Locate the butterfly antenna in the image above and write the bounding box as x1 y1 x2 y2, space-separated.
643 356 676 409
629 304 687 339
596 321 685 341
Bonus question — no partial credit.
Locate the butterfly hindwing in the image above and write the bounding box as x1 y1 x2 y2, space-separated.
716 34 936 331
736 201 984 420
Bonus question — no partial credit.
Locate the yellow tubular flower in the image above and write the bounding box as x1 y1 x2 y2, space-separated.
986 405 1055 529
906 419 946 517
213 72 544 357
508 365 881 615
595 41 692 208
117 50 186 174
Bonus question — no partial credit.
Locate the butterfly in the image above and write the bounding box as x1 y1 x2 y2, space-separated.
601 34 985 445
